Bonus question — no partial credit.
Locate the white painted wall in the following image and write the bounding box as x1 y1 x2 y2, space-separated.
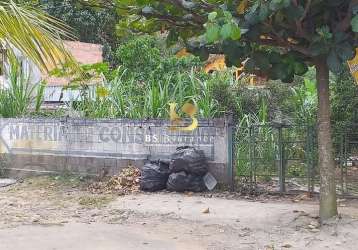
43 85 96 102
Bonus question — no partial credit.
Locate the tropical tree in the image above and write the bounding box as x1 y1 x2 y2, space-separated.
28 0 119 62
109 0 358 221
0 0 74 72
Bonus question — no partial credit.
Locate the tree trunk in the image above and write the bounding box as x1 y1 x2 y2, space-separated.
315 61 338 221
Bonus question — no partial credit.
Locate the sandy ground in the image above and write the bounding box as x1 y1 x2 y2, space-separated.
1 176 358 250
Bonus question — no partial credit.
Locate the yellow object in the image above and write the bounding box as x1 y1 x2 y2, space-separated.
250 76 255 85
348 49 358 83
96 86 109 98
204 55 227 73
169 103 182 126
174 49 266 86
176 48 191 58
169 102 198 132
237 0 248 15
181 102 198 117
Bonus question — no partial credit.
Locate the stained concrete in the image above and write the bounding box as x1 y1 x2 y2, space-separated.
0 118 232 184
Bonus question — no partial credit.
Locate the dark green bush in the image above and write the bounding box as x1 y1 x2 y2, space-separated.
115 35 202 80
115 36 161 78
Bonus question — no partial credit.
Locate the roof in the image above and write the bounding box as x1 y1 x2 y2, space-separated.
45 41 103 86
64 41 103 64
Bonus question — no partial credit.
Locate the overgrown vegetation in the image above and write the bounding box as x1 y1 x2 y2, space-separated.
1 35 354 129
0 58 45 118
73 36 219 119
68 36 321 123
332 67 358 130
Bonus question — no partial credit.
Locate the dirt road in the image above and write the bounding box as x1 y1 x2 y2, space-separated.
1 177 358 250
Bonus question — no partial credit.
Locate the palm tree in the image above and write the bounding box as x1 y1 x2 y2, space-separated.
0 1 75 72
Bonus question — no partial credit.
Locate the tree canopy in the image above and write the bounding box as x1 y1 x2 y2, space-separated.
113 0 358 81
21 0 119 62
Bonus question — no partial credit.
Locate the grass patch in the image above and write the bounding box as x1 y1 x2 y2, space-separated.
15 175 89 192
78 195 114 208
49 174 88 187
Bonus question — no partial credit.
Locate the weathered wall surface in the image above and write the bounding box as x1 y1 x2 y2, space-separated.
0 118 232 183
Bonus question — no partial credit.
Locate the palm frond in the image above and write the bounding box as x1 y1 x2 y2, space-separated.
0 1 76 72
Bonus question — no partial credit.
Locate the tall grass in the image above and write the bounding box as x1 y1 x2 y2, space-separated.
0 58 45 118
78 69 223 119
235 101 276 178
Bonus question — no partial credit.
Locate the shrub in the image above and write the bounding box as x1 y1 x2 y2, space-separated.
115 36 161 79
115 35 202 81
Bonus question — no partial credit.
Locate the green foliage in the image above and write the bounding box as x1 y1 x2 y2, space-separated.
331 67 358 130
209 72 241 119
51 62 114 84
255 70 317 126
115 36 161 79
115 0 357 78
205 10 241 43
235 102 275 177
287 163 306 178
35 0 119 62
76 69 221 119
352 15 358 32
115 35 203 81
0 59 45 118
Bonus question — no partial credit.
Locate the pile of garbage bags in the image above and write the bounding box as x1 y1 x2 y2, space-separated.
140 146 215 192
139 161 170 192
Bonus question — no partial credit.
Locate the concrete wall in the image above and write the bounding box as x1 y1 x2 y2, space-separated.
0 118 233 184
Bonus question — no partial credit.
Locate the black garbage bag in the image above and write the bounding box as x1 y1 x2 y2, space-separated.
169 146 208 176
140 162 170 192
186 175 207 192
166 172 188 192
148 157 171 167
167 172 207 192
